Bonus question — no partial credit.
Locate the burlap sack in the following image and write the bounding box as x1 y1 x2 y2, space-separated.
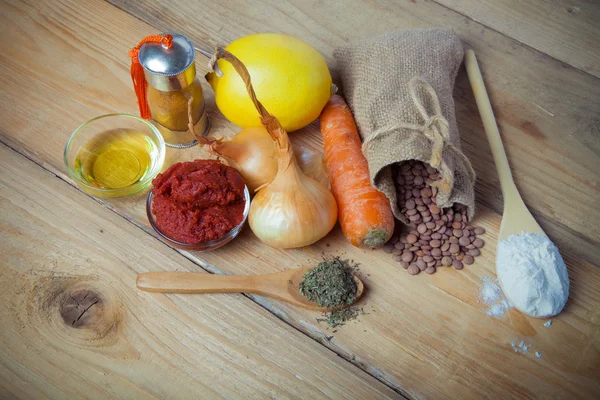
333 28 476 225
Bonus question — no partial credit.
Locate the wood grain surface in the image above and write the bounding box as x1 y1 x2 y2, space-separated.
0 0 599 399
435 0 600 78
0 143 398 399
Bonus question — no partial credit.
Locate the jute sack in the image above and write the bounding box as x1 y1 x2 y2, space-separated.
333 28 476 225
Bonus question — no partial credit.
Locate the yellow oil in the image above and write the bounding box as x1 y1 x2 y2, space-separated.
74 128 158 190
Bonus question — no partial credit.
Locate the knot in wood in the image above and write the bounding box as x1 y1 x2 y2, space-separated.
60 289 103 328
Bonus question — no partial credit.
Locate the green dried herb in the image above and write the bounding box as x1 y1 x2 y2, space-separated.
326 307 364 328
317 307 366 328
299 257 358 308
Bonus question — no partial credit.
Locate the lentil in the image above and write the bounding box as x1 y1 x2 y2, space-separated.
386 160 486 275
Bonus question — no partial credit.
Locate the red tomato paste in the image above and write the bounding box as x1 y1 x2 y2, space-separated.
151 160 246 244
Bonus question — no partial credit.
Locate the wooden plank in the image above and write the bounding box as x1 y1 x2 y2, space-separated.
50 0 600 265
0 142 399 399
0 0 599 399
434 0 600 78
188 211 600 400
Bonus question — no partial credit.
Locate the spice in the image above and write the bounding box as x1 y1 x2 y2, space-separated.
151 160 246 244
148 81 205 132
129 33 209 147
385 160 486 275
321 307 365 328
299 257 358 308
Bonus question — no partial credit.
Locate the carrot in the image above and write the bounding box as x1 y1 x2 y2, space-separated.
319 95 394 249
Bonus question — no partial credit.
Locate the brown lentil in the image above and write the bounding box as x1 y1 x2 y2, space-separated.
386 160 487 275
407 264 420 275
468 248 480 257
402 251 414 262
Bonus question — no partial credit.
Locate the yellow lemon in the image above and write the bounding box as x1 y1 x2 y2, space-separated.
207 33 332 132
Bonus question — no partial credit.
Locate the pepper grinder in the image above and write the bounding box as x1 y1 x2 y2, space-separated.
130 33 210 148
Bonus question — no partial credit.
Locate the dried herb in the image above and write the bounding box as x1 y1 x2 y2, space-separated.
322 307 365 328
299 257 358 308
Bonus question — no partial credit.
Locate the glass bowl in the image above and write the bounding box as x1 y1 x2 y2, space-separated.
64 114 166 198
146 186 251 251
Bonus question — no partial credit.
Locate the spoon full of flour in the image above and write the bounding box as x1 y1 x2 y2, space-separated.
496 233 569 317
466 51 570 317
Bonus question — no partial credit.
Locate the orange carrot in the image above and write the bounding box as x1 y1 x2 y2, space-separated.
320 95 394 249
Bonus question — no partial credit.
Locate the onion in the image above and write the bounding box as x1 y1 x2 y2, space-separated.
293 144 330 189
195 118 329 192
211 48 337 248
198 127 277 192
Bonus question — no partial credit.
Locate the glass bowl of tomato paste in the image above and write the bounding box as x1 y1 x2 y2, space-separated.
146 160 250 251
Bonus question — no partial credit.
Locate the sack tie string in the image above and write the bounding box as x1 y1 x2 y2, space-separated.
361 76 475 185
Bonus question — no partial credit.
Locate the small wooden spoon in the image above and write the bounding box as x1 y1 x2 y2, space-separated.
465 50 545 241
136 267 364 312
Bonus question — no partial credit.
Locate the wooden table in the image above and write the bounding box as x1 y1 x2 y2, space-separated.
1 0 599 398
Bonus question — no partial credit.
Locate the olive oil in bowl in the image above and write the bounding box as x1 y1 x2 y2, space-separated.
73 128 161 195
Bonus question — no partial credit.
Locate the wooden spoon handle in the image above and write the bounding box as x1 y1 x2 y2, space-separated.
465 50 517 196
137 272 259 294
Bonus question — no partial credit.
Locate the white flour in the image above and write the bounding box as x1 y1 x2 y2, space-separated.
510 339 543 359
497 233 569 317
479 276 512 317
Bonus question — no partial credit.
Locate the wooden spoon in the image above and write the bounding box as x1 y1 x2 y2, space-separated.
136 267 364 312
465 50 545 241
466 50 549 317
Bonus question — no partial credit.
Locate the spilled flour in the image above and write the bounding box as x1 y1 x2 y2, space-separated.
479 276 513 317
510 339 544 359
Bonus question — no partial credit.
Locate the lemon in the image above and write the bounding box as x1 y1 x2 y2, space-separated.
207 33 332 132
